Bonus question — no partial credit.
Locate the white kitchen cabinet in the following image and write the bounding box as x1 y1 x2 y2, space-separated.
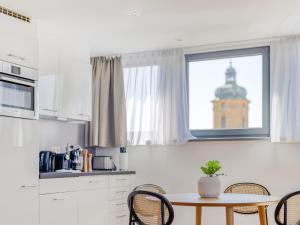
59 57 92 121
38 36 61 117
78 65 92 120
78 189 109 225
40 192 78 225
110 211 129 225
39 174 135 225
76 175 109 225
109 175 134 225
0 117 39 225
0 14 38 68
38 35 91 121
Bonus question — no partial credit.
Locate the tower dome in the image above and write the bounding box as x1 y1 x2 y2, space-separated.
215 61 247 99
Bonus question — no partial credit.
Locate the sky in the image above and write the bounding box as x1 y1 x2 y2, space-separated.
188 55 263 130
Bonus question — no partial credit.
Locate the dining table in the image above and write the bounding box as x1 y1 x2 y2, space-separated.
164 193 279 225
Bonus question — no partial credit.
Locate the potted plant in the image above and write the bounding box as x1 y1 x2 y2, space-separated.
198 160 223 198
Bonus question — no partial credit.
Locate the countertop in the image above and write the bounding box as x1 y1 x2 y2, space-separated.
39 170 136 179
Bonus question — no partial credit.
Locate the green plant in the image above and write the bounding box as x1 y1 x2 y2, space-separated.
201 160 222 176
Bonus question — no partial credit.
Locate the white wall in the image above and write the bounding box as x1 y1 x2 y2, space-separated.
127 140 300 225
39 119 86 152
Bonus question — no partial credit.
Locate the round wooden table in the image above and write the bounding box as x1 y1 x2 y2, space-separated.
164 193 279 225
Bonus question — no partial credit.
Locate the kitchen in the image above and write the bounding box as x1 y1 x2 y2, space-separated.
0 4 135 225
2 1 300 225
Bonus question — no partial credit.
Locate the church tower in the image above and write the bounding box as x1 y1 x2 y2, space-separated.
213 62 249 129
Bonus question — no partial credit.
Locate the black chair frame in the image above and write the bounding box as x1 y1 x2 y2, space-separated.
128 190 174 225
275 191 300 225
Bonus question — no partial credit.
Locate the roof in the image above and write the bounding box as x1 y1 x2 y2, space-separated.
215 62 247 99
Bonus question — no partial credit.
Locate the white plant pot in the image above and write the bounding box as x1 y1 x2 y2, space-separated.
198 176 221 198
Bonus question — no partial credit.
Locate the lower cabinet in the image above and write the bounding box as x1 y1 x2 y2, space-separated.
110 211 129 225
2 186 39 225
40 192 78 225
78 189 109 225
39 174 135 225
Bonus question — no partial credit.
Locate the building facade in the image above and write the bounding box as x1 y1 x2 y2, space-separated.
213 62 249 129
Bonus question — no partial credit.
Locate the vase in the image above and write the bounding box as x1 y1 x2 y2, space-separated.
198 176 221 198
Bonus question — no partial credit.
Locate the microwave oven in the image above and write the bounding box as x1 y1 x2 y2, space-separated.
0 60 38 119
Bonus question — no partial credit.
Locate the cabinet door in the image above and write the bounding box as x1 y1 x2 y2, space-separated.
60 58 91 121
0 117 39 225
39 75 61 116
78 189 109 225
0 14 38 68
77 63 92 121
38 36 61 117
40 192 78 225
110 211 129 225
59 57 82 120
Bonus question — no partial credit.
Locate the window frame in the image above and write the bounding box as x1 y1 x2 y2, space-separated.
185 46 270 140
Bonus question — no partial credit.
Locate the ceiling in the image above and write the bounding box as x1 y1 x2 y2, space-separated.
2 0 300 56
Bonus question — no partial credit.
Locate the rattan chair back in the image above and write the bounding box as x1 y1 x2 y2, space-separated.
224 183 270 214
275 191 300 225
128 190 174 225
134 184 167 194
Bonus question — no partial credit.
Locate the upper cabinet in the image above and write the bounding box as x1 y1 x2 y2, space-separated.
60 57 92 121
0 14 38 68
38 33 92 121
38 36 61 117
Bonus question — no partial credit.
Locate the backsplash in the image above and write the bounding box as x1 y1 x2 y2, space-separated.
39 119 86 153
39 119 124 168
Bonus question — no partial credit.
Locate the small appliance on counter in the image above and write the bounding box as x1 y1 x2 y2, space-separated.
119 147 129 171
54 153 71 171
70 146 83 170
39 151 56 172
40 144 94 173
92 156 116 170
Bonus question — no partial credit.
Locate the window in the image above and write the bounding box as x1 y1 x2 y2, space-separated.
186 46 270 139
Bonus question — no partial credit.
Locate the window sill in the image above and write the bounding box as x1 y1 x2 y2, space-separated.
189 136 270 142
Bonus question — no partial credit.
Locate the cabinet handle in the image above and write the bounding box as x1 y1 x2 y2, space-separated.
7 54 25 61
42 108 58 112
53 198 66 201
88 180 99 184
78 113 89 117
116 215 127 218
56 117 68 121
116 203 126 206
116 178 127 181
20 185 37 188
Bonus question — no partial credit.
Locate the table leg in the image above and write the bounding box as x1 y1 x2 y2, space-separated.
258 206 268 225
226 207 234 225
195 206 202 225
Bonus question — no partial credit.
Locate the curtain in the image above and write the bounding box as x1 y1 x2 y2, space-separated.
271 37 300 142
122 49 193 146
89 57 127 147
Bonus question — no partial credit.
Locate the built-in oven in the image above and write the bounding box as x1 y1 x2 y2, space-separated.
0 60 38 119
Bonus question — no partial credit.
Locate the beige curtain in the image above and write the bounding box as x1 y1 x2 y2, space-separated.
89 56 127 147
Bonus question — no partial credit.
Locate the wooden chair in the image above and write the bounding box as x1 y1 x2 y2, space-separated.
128 190 174 225
275 191 300 225
133 184 167 194
225 183 270 224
